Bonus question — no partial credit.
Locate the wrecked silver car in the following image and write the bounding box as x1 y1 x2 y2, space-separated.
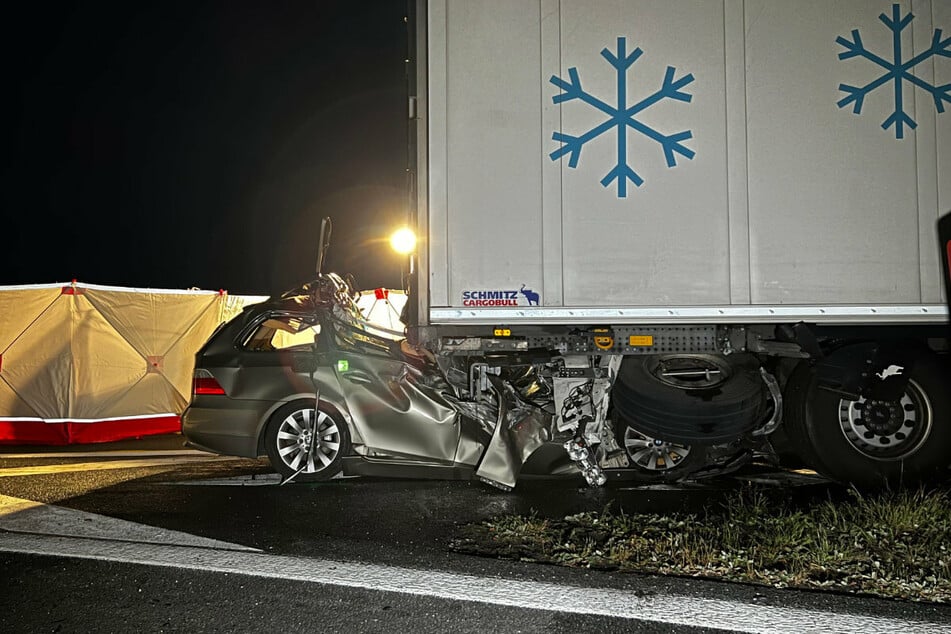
183 273 663 490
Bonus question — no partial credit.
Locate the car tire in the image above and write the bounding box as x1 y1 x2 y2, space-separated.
784 348 951 488
264 400 350 482
612 354 768 445
614 412 707 482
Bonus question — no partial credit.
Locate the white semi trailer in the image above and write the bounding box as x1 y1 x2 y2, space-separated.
403 0 951 488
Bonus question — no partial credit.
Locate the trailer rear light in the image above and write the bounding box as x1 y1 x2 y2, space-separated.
193 369 226 395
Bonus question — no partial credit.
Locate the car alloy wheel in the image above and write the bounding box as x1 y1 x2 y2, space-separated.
265 401 350 482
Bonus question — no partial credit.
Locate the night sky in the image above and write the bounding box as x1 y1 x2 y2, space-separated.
2 1 410 296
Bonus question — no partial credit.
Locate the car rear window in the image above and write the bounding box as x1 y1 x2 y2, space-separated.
241 314 321 351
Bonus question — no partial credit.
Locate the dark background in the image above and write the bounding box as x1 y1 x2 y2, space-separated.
2 1 411 296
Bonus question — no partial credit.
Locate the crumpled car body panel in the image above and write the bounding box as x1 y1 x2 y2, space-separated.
182 281 559 489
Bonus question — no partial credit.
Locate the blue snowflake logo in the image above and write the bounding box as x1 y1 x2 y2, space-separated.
549 37 695 198
836 3 950 139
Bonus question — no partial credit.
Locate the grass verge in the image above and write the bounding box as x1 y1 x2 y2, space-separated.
449 485 951 603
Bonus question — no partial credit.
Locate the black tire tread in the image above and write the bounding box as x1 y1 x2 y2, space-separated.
612 354 768 445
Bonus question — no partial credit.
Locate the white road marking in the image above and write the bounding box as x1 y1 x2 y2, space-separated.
0 494 258 552
0 456 239 477
0 526 947 632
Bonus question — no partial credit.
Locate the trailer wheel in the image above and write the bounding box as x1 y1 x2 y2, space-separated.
784 349 951 488
264 400 350 482
782 361 827 471
612 354 768 445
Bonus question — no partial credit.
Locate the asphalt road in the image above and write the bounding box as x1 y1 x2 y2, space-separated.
2 434 951 633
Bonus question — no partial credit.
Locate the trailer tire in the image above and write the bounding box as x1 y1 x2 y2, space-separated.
782 361 827 472
264 400 350 482
784 349 951 488
612 354 768 445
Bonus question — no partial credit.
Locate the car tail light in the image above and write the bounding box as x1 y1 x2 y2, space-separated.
193 369 226 395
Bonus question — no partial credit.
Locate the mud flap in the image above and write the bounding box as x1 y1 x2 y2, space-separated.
816 341 918 402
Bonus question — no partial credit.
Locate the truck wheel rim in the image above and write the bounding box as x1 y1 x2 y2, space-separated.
276 409 341 473
623 427 691 471
647 355 731 390
837 379 932 461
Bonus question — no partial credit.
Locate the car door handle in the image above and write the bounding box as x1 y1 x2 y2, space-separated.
342 370 374 385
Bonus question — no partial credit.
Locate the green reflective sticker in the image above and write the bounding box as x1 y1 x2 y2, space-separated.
336 359 349 372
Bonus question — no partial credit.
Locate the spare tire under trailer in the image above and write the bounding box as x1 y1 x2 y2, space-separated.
612 353 769 446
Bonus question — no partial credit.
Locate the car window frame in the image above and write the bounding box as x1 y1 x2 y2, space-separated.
236 309 323 353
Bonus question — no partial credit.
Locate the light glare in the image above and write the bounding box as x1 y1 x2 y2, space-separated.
390 227 416 254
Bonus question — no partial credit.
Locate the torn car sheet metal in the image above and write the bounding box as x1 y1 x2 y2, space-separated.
474 378 550 490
